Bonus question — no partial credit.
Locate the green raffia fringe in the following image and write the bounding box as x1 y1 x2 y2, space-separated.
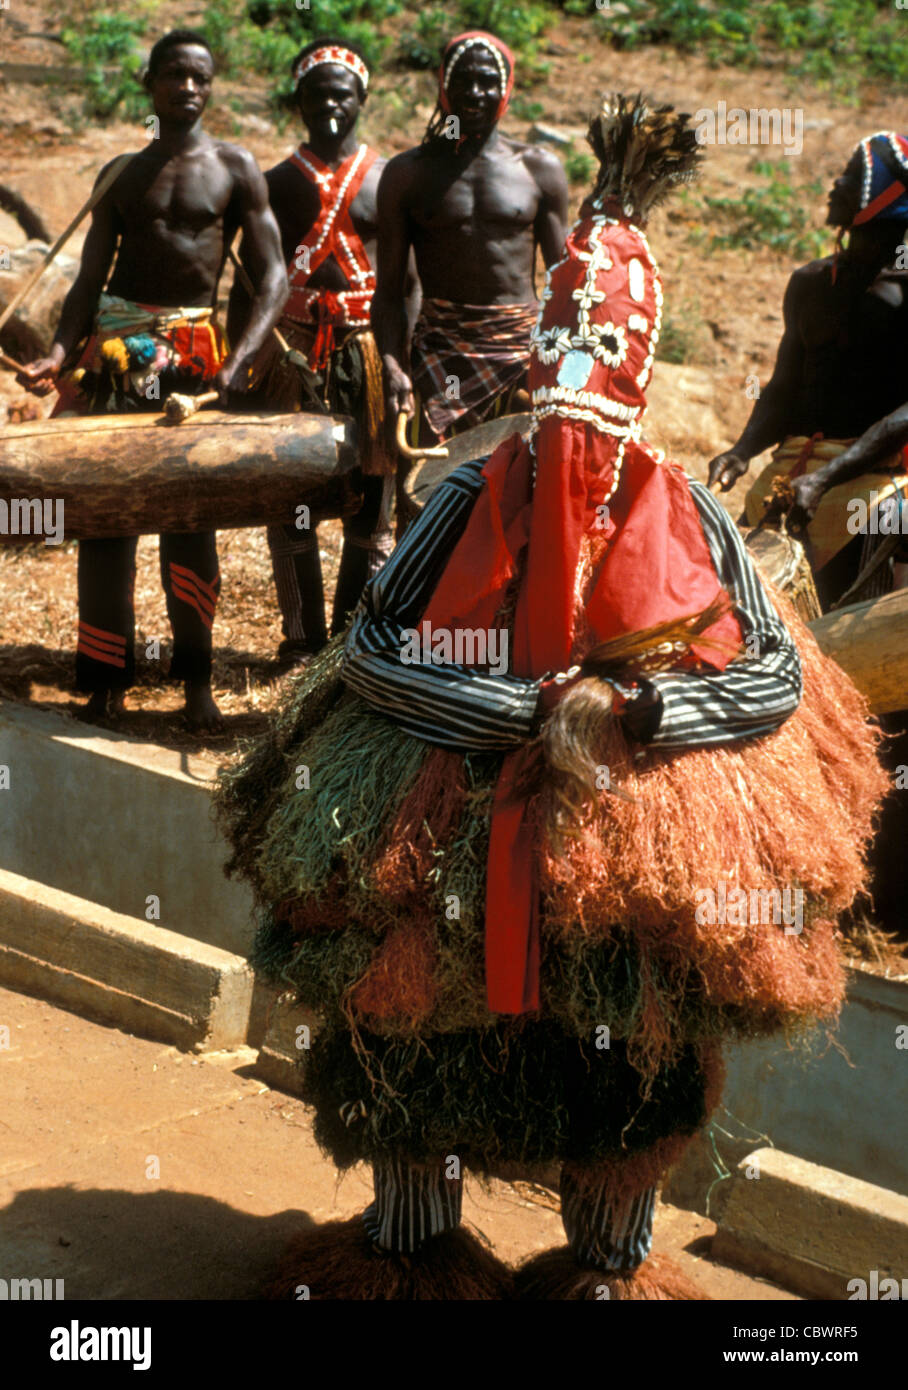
215 635 840 1169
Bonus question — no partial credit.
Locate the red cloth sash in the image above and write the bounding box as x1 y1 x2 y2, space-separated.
423 417 743 1013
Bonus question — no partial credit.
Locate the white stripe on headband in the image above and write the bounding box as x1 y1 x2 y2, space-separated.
294 45 369 91
443 37 507 94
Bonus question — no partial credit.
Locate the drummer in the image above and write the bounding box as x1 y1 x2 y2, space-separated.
707 131 908 611
19 29 287 730
229 37 411 666
708 132 908 935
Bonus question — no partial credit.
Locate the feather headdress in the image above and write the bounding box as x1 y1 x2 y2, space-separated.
587 92 703 222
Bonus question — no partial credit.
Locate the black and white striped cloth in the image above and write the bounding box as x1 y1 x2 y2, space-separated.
362 1155 655 1271
362 1155 463 1253
560 1168 656 1273
342 457 802 750
267 524 323 645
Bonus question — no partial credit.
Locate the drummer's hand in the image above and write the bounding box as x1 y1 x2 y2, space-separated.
707 450 749 491
787 473 826 531
383 358 414 421
213 356 250 405
18 353 62 396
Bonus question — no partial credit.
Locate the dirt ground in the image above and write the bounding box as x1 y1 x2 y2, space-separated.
0 981 797 1301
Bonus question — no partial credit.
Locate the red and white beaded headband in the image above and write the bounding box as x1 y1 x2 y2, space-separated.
294 45 369 92
443 36 508 95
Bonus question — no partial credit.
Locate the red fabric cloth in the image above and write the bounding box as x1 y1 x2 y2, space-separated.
423 208 743 1014
425 421 742 679
285 143 377 368
423 420 742 1014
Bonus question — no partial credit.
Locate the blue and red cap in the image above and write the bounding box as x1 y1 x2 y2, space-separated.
851 131 908 227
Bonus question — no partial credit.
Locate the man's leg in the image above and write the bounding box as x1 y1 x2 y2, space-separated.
515 1161 706 1299
331 475 395 636
75 536 138 719
160 531 223 731
267 522 328 662
559 1164 656 1273
362 1154 463 1254
268 1152 511 1298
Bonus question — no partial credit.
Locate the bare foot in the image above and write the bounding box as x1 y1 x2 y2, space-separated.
183 681 225 733
74 689 126 724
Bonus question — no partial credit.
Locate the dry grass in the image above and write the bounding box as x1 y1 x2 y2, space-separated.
0 519 345 764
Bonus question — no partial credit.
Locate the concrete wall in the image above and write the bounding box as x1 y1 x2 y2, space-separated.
0 700 256 954
666 969 908 1211
718 970 908 1197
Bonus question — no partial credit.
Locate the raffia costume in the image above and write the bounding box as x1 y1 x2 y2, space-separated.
217 100 886 1299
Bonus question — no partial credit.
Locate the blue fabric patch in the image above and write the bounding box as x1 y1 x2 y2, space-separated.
557 350 594 391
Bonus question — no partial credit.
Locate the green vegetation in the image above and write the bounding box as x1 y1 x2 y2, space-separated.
694 160 828 259
57 0 905 125
657 300 709 365
564 146 596 185
510 96 545 122
60 11 148 119
398 1 552 73
200 0 558 117
604 0 907 96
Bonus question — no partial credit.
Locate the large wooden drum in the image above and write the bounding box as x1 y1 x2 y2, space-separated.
0 409 357 540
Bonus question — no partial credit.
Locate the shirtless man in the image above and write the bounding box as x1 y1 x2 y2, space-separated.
708 132 908 610
372 29 568 447
229 38 404 663
20 30 287 728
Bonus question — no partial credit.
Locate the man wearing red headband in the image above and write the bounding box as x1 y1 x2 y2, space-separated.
217 96 884 1299
372 30 568 451
708 132 908 611
229 37 407 665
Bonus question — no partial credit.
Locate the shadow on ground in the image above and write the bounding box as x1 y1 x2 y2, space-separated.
0 1186 311 1300
0 642 282 753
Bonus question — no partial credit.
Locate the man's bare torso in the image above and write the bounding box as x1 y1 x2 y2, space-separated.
393 136 552 303
788 257 908 438
106 138 252 307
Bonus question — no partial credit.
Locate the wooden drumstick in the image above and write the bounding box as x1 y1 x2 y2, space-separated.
164 389 220 423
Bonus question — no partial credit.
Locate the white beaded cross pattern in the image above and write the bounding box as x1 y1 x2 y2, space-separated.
293 144 369 252
528 215 663 508
528 219 661 508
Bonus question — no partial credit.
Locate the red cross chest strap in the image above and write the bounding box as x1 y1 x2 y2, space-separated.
288 142 377 291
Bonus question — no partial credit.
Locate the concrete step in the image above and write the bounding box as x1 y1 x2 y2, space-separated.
0 868 252 1050
0 699 255 955
713 1147 908 1299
